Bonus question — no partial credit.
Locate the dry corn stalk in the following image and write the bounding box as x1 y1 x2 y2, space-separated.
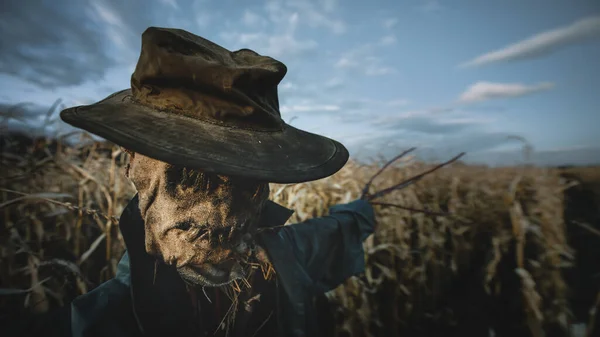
0 132 575 336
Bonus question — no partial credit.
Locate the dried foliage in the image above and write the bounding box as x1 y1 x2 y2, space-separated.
273 159 576 336
0 131 597 337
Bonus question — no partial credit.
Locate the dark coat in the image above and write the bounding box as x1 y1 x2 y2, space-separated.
8 195 375 337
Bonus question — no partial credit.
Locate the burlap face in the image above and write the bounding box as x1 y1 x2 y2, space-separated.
127 152 270 286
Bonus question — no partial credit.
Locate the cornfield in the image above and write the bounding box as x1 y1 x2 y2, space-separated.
1 131 599 337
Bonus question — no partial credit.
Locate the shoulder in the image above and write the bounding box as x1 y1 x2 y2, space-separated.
71 278 137 337
329 199 375 219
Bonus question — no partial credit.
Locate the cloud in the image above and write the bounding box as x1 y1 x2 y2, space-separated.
334 98 411 117
322 101 512 162
436 131 522 153
334 58 357 68
343 123 521 163
320 0 337 13
195 11 213 28
264 0 346 35
324 77 344 90
279 81 296 92
274 75 346 104
365 64 396 76
1 0 345 89
0 0 207 88
335 44 396 76
0 0 117 87
418 0 443 13
386 99 410 107
461 15 600 67
367 130 522 163
383 18 398 30
281 104 341 114
220 1 351 60
285 0 346 34
466 146 600 167
88 0 139 58
328 128 403 150
371 112 494 135
458 81 555 103
379 35 397 46
0 99 71 138
242 10 265 28
259 34 318 58
221 12 318 58
0 102 49 123
158 0 179 10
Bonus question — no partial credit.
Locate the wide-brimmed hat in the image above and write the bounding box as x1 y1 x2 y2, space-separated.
60 27 348 183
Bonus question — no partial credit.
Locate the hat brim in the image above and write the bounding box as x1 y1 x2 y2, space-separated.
60 89 349 184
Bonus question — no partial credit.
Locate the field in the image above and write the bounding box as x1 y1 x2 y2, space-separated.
1 131 599 337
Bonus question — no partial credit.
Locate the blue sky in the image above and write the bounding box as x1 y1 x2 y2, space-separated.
1 0 599 166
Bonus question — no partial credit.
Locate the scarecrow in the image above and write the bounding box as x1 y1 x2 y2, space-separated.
50 27 375 337
10 27 462 337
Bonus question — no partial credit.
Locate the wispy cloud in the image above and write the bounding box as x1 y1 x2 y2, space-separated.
386 99 410 107
195 11 213 28
418 0 443 13
458 81 555 103
0 102 47 123
365 65 396 76
242 9 266 28
221 12 318 58
320 0 337 13
281 104 340 114
379 35 397 46
382 18 398 29
0 0 117 87
267 0 346 35
335 44 396 76
371 114 493 135
0 99 70 137
334 108 512 162
460 15 600 67
324 77 344 89
88 0 138 58
221 0 349 58
158 0 178 10
279 81 296 92
335 98 411 118
288 1 346 34
466 146 600 167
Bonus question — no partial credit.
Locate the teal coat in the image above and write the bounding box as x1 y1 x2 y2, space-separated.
9 196 375 337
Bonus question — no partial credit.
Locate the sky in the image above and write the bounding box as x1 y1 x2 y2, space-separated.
1 0 599 166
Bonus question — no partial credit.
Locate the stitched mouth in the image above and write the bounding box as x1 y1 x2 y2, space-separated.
177 260 243 287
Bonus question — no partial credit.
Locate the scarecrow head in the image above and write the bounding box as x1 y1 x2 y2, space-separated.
124 151 270 286
60 27 349 287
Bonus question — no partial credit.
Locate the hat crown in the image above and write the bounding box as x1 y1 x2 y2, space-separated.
130 27 288 130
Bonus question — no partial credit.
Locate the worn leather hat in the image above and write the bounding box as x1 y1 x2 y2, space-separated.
60 27 348 183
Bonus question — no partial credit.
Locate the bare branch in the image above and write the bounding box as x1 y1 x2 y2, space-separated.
367 152 465 201
361 147 416 199
370 202 453 217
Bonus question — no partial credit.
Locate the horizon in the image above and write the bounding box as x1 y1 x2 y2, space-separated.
2 127 598 169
